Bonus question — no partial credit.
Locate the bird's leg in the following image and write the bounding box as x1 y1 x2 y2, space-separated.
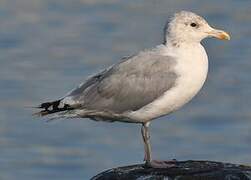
141 122 177 168
141 122 152 165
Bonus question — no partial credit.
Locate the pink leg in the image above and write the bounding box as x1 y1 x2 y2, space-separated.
141 123 177 168
141 122 152 163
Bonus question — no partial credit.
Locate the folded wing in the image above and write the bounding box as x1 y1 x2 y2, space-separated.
64 49 178 114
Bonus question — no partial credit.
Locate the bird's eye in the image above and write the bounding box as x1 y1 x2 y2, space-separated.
190 23 197 27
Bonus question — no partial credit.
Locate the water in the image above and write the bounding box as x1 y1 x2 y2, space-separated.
1 0 251 179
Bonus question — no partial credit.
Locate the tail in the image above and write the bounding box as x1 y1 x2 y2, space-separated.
33 99 74 117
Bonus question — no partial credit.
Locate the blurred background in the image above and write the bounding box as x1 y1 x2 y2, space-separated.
0 0 251 179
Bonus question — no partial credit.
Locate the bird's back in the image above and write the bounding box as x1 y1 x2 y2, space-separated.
65 46 178 113
36 45 179 119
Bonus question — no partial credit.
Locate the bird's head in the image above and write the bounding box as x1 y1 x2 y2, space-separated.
164 11 230 45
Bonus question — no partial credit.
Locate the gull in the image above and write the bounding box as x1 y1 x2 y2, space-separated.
35 11 230 168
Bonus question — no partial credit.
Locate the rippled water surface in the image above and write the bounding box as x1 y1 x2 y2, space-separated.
1 0 251 179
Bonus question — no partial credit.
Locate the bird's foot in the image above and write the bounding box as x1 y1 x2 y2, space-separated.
144 159 177 169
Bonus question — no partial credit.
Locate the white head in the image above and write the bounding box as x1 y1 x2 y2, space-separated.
164 11 230 45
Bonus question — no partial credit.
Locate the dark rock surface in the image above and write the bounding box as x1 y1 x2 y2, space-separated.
91 160 251 180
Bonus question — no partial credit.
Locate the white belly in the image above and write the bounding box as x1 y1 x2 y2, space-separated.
127 44 208 122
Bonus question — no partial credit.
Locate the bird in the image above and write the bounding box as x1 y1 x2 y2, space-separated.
35 11 230 168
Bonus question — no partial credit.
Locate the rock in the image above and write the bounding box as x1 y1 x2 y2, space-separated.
91 160 251 180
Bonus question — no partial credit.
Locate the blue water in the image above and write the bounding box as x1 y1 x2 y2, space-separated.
1 0 251 179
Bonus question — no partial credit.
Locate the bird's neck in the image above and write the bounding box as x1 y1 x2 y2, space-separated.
164 35 202 48
162 37 207 63
164 36 202 49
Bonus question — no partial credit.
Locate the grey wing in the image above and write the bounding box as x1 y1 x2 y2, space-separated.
64 50 178 113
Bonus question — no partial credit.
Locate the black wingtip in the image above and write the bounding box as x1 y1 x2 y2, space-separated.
33 99 74 117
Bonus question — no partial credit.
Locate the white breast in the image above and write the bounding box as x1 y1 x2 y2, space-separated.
127 43 208 122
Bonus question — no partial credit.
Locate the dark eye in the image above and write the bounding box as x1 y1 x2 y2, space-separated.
190 23 197 27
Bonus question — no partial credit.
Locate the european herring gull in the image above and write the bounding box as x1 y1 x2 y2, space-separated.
36 11 230 168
